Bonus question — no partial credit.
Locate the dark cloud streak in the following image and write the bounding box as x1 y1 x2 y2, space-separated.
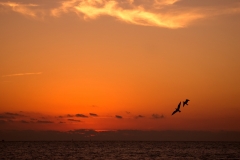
115 115 122 119
76 114 88 118
1 129 240 141
89 113 98 117
20 120 29 123
68 119 81 122
67 114 74 117
136 115 144 119
152 114 164 119
37 120 54 123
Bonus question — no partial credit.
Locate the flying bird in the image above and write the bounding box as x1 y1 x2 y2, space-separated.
172 101 181 115
183 99 190 107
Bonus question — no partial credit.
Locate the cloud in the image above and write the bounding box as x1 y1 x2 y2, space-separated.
76 114 88 118
5 112 26 117
1 0 240 28
0 2 39 17
89 113 98 117
126 111 131 114
59 121 66 123
20 120 29 123
57 0 203 28
0 115 15 119
67 114 74 117
1 129 240 141
115 115 122 119
152 114 164 119
69 129 96 134
2 72 42 77
0 112 26 120
58 114 88 119
37 120 54 123
154 0 179 7
135 115 144 119
68 119 81 122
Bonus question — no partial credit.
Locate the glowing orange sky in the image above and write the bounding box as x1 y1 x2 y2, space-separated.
0 0 240 132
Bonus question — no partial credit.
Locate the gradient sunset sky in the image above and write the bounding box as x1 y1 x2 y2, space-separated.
0 0 240 139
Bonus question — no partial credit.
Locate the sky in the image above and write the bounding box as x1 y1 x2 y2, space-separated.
0 0 240 141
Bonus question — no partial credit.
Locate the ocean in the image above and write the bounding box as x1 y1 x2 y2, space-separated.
0 141 239 159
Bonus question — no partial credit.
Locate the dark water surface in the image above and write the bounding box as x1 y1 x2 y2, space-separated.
0 141 239 159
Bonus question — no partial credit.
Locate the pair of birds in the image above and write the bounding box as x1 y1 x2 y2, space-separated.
172 99 189 115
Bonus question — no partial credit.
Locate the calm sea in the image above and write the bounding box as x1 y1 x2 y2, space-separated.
0 141 239 159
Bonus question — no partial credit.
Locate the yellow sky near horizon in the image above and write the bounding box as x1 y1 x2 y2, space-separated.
0 0 240 131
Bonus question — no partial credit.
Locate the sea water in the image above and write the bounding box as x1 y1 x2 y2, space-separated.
0 141 240 159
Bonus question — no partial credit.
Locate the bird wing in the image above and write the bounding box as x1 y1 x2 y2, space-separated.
177 101 181 109
172 110 177 115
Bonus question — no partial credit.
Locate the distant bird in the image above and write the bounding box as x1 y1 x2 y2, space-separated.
183 99 190 107
172 101 181 115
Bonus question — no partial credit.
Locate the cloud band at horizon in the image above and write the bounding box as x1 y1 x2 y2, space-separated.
1 0 240 28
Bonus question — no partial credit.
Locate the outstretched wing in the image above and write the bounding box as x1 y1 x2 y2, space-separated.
183 99 190 107
177 101 181 110
172 110 177 115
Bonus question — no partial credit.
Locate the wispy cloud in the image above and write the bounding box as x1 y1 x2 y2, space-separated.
135 115 144 119
1 0 240 28
154 0 179 7
37 120 54 123
5 112 26 117
68 119 81 122
152 114 164 119
2 72 42 77
67 114 74 117
76 114 88 118
0 2 39 17
52 0 202 28
20 120 29 123
89 113 98 117
0 112 26 120
1 129 240 141
125 111 131 114
59 121 66 123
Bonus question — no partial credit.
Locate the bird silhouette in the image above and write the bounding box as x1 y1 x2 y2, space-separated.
172 101 181 115
183 99 190 107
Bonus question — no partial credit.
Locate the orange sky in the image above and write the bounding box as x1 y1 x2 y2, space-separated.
0 0 240 133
